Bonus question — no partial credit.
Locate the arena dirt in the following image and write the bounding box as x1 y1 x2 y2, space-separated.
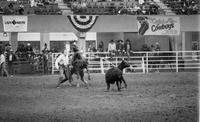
0 72 198 122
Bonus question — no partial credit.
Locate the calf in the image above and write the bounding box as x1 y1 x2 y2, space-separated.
105 60 130 91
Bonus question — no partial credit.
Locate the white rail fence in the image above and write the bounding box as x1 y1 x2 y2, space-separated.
51 51 200 74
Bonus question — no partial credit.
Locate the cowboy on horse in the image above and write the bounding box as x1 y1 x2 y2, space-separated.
55 42 90 88
70 42 91 87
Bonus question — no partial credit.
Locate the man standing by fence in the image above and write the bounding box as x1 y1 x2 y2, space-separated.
0 51 9 77
7 49 16 77
108 40 116 59
42 43 49 74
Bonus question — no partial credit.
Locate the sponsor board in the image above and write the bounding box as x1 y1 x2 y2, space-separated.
3 16 28 32
137 16 180 35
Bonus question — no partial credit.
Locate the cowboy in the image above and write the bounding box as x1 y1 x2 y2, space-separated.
55 49 72 88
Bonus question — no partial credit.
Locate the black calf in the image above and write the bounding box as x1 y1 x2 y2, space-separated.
105 60 130 91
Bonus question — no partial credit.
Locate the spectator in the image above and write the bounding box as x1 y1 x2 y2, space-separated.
116 40 124 56
90 43 97 52
155 42 161 51
18 4 24 15
98 41 104 52
150 44 156 52
5 43 11 52
0 51 9 77
42 43 49 74
30 0 36 7
141 44 150 51
16 44 26 59
124 39 132 56
26 43 34 61
5 3 15 15
7 49 16 77
88 43 93 52
33 46 40 54
108 40 116 58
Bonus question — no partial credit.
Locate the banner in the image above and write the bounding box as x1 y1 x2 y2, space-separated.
67 15 98 32
137 16 180 35
3 16 28 32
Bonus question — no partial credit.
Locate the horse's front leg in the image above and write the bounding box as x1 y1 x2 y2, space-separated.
79 70 89 89
74 67 80 79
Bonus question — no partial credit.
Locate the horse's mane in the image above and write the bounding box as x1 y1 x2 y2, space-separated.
73 53 82 60
72 52 88 70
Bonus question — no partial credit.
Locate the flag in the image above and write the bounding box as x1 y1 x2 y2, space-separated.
67 15 98 32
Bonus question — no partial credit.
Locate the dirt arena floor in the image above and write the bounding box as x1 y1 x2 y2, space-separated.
0 72 199 122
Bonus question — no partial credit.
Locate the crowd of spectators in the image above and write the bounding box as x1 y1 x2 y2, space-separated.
0 0 62 15
164 0 199 15
66 0 199 15
0 0 199 15
0 42 53 76
87 39 162 58
68 0 163 15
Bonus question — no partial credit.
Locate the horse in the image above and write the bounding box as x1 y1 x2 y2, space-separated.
69 52 91 88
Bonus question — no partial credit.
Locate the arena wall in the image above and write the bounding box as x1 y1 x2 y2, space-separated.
0 15 199 32
0 15 199 52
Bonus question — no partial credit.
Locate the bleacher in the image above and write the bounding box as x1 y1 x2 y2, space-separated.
0 0 199 15
0 0 62 15
65 0 199 15
162 0 199 15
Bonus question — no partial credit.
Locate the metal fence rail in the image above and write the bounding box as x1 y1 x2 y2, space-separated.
51 51 200 74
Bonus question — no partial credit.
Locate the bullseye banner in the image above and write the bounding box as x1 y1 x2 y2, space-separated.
67 15 98 32
2 16 28 32
137 16 180 35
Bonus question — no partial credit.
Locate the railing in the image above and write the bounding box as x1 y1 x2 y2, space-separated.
51 51 200 74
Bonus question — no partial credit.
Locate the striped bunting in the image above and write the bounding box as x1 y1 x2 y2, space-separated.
67 15 98 32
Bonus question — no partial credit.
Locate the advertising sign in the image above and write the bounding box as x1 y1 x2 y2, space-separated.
137 16 180 35
3 16 28 32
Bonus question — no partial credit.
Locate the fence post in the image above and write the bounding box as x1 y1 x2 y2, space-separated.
51 53 54 75
176 51 178 72
116 57 118 67
146 52 149 73
142 57 145 73
100 58 104 74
